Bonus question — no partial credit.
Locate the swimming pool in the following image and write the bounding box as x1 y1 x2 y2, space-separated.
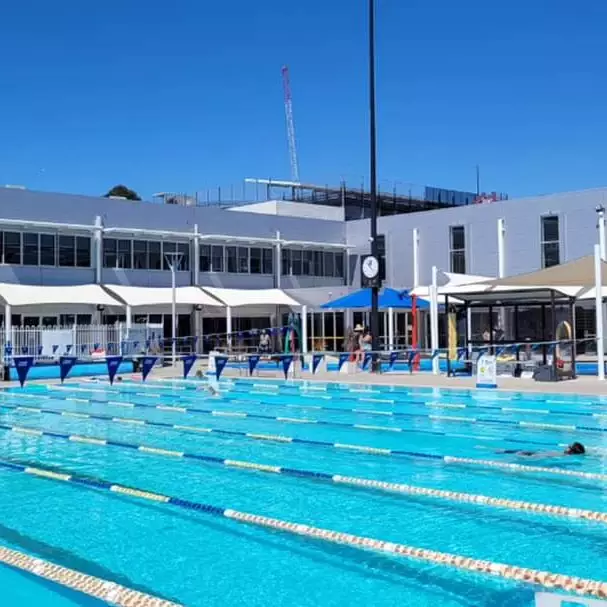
0 377 605 605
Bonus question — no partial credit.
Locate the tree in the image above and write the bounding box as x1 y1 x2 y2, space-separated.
104 184 141 201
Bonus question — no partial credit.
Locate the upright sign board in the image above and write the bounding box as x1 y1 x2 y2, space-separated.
476 354 497 389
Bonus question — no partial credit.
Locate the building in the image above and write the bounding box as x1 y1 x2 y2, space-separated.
0 184 604 353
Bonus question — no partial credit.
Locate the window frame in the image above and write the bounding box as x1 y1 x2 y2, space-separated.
449 225 467 274
540 215 560 269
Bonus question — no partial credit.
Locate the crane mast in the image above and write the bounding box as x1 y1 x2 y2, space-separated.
281 65 300 183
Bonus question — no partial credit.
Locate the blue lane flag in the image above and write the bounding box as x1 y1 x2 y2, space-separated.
52 345 59 355
66 344 73 354
4 344 12 358
21 346 28 354
389 351 398 370
248 355 260 376
312 353 324 374
106 355 123 385
14 356 34 387
59 356 78 383
141 356 158 382
281 354 294 379
93 343 100 351
37 345 43 356
362 352 373 370
338 352 349 371
182 354 197 379
215 355 228 380
407 350 417 366
145 339 151 351
457 348 466 360
80 344 87 354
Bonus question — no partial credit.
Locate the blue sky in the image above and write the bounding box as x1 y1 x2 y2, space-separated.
1 0 606 200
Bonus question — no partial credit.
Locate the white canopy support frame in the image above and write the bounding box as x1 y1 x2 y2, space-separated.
0 283 123 308
102 285 223 308
202 287 301 308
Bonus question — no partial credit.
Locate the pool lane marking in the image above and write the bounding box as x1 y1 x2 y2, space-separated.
15 389 606 440
3 420 607 524
40 384 607 433
0 458 604 600
0 544 181 607
1 393 562 447
1 402 605 485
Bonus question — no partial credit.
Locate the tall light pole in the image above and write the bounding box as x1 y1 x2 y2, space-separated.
164 251 183 368
369 0 380 371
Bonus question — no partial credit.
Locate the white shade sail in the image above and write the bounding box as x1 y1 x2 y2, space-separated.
202 287 301 308
103 285 223 308
0 283 123 307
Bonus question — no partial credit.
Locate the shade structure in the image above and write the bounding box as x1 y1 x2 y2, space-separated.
202 287 300 308
321 288 429 310
0 283 123 307
103 285 223 308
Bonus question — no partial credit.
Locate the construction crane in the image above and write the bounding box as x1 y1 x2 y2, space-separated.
281 65 300 183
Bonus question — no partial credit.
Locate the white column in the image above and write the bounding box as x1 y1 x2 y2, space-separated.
321 311 326 351
467 307 473 355
94 215 103 284
430 265 440 374
595 244 605 380
193 224 200 285
171 266 177 367
497 218 506 278
275 230 282 288
125 305 132 330
599 210 606 261
412 228 420 288
388 307 395 350
4 304 11 353
194 309 202 353
310 311 316 351
301 305 308 353
226 306 232 352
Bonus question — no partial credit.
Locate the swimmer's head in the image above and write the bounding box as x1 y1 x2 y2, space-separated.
116 376 123 382
195 370 203 378
565 442 585 455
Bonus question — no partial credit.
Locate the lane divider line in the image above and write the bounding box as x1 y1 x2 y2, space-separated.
0 457 604 600
3 419 607 524
1 400 604 484
0 544 180 606
30 385 607 438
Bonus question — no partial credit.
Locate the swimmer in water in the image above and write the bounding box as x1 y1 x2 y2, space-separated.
496 442 585 458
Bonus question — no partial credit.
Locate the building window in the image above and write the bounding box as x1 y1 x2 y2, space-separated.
40 234 56 266
323 251 334 277
2 231 21 265
335 252 345 278
250 247 262 274
177 242 190 271
226 246 238 273
117 239 131 269
76 236 91 268
303 250 314 276
162 241 175 270
148 241 161 270
211 245 224 272
238 247 249 273
262 248 273 275
541 216 560 268
59 235 75 267
200 244 211 273
281 248 291 275
133 240 148 269
23 233 39 266
449 226 466 274
314 251 323 276
291 249 302 276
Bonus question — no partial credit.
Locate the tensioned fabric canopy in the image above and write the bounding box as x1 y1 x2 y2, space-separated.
0 283 123 307
321 288 429 310
103 285 223 308
202 287 300 308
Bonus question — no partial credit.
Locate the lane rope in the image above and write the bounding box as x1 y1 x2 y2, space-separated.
3 418 606 525
0 398 604 485
0 456 604 600
0 543 180 606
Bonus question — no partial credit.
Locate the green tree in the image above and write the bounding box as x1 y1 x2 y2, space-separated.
104 184 141 201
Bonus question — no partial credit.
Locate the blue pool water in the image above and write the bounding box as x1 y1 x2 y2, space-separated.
0 377 605 606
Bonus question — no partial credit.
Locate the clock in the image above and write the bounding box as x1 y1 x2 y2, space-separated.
362 255 380 279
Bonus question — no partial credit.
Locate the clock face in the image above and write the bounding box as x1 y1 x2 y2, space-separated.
362 255 379 279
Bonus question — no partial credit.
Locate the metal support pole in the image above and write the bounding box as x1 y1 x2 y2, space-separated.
164 252 183 368
594 244 605 380
368 0 380 372
412 228 420 288
388 307 395 350
226 306 232 353
275 230 282 289
94 216 103 284
301 305 308 354
193 224 200 285
430 265 439 374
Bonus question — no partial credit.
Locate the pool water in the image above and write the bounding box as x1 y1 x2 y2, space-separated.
0 378 605 606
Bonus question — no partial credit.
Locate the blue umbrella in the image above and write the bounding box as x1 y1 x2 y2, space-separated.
321 288 429 310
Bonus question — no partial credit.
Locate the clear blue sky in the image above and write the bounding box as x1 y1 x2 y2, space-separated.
1 0 606 200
